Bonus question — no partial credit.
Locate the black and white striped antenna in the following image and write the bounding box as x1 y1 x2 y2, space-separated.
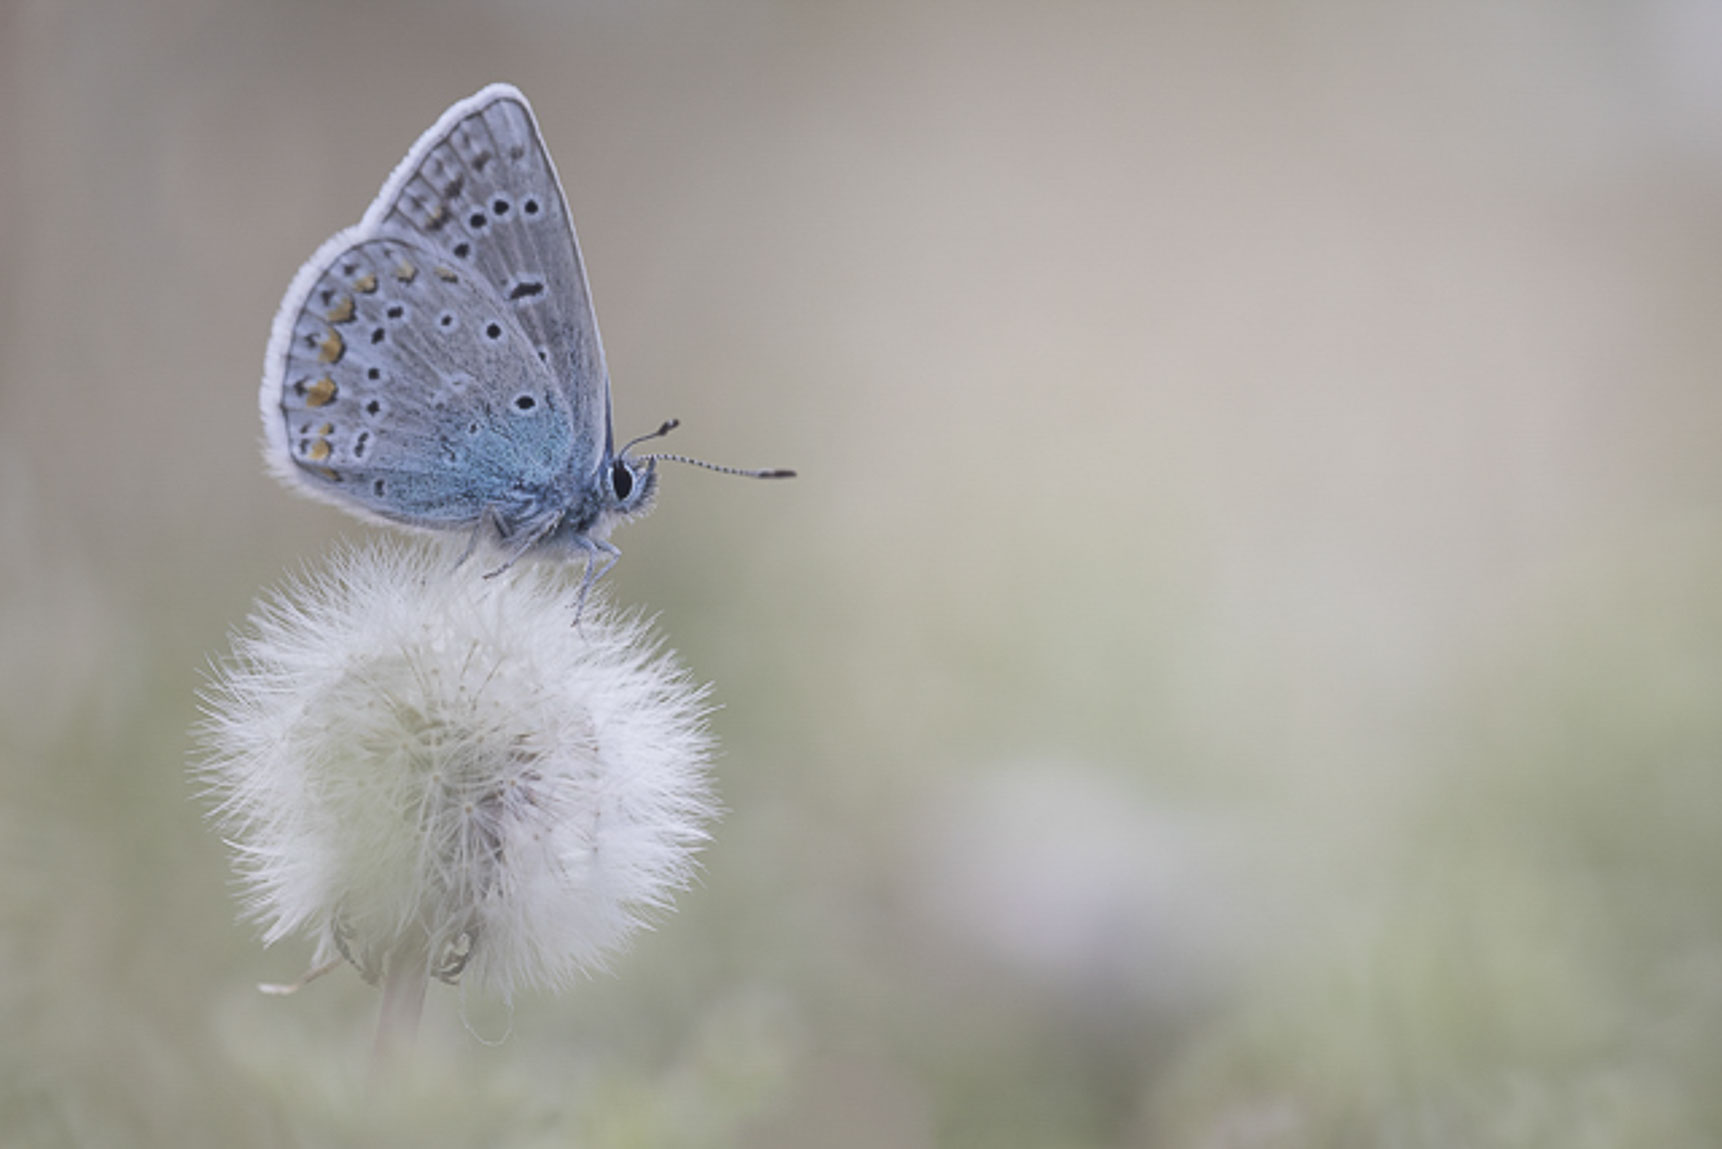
622 419 795 479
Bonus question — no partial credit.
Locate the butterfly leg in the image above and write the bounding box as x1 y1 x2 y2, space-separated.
482 512 564 579
570 539 621 625
455 507 507 569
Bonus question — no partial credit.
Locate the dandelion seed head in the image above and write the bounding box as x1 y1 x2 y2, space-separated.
196 539 716 997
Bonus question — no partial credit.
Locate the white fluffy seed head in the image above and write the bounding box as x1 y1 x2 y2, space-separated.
195 539 716 998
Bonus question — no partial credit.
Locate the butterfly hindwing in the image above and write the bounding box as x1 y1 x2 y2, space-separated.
271 235 573 529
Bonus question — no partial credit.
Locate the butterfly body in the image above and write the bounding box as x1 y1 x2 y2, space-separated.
261 85 658 569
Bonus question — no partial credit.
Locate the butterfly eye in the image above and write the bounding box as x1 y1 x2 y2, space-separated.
611 460 634 501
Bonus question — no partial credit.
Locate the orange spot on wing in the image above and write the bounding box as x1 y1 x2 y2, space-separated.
395 261 418 283
306 377 337 407
307 439 332 462
353 272 378 294
317 329 344 364
325 296 355 323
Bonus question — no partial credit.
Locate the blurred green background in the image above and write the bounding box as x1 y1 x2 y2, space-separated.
6 0 1722 1144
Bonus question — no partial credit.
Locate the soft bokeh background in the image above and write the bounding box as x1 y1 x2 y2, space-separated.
6 0 1722 1144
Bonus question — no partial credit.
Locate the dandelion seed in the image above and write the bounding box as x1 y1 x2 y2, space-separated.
194 538 716 1026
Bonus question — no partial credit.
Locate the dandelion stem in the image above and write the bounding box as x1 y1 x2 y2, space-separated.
371 930 430 1076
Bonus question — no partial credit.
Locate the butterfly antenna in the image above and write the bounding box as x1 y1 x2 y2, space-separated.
647 453 796 480
619 419 681 456
626 417 795 478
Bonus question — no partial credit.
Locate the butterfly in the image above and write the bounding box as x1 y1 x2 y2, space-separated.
260 84 791 604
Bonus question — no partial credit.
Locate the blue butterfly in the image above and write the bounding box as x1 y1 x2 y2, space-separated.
261 84 790 601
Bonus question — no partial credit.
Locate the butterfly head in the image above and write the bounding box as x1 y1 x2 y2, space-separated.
604 453 659 519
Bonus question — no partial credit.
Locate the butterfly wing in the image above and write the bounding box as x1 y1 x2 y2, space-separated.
263 233 575 532
262 84 610 534
365 84 612 467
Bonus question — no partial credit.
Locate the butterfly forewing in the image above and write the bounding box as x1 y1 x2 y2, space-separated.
276 236 572 528
371 90 613 471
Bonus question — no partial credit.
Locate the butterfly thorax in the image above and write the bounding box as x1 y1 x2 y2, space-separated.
532 453 658 555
